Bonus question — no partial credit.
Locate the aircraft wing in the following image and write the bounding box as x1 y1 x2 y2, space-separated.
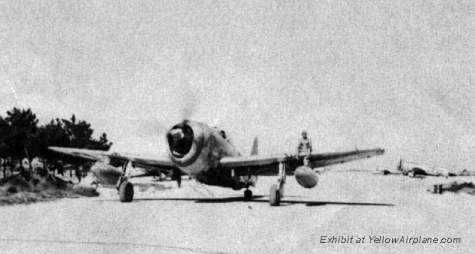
48 146 177 176
219 148 384 176
306 148 385 167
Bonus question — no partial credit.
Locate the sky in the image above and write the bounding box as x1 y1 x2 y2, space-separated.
1 0 473 170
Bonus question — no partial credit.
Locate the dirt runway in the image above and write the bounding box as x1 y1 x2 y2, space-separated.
0 172 473 253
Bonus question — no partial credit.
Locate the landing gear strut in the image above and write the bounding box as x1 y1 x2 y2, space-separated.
117 160 134 202
244 189 253 201
269 162 286 206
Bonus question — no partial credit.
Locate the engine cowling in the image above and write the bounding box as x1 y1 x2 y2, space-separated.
167 120 205 167
295 166 318 188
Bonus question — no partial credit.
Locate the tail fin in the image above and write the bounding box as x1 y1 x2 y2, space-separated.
250 137 258 155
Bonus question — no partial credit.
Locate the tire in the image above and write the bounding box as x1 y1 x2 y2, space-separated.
244 189 253 201
269 184 281 206
438 184 443 194
119 181 134 202
279 185 284 198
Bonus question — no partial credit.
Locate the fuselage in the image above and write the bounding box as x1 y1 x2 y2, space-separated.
167 120 252 189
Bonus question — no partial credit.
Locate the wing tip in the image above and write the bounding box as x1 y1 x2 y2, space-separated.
48 146 63 152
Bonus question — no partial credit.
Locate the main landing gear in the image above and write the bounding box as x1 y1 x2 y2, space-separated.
269 162 286 206
117 160 134 202
244 189 253 201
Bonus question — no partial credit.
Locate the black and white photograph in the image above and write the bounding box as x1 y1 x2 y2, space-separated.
0 1 473 253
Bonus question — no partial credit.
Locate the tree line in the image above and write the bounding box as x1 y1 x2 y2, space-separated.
0 107 112 179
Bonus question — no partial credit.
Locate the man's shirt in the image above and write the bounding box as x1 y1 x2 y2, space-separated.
297 137 312 156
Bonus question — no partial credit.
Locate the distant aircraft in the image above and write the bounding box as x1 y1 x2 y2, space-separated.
50 120 384 206
396 159 455 178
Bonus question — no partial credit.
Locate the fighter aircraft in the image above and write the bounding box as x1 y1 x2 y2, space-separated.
49 120 384 206
396 159 455 178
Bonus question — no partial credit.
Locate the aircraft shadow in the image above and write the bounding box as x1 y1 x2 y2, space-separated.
129 196 394 207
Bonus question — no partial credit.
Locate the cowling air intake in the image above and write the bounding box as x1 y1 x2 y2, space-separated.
167 120 205 167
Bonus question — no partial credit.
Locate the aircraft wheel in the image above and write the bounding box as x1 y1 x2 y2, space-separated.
269 184 281 206
244 189 253 201
119 181 134 202
437 184 443 194
279 185 284 198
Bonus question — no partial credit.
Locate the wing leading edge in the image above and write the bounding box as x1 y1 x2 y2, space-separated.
219 148 384 175
48 146 177 175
